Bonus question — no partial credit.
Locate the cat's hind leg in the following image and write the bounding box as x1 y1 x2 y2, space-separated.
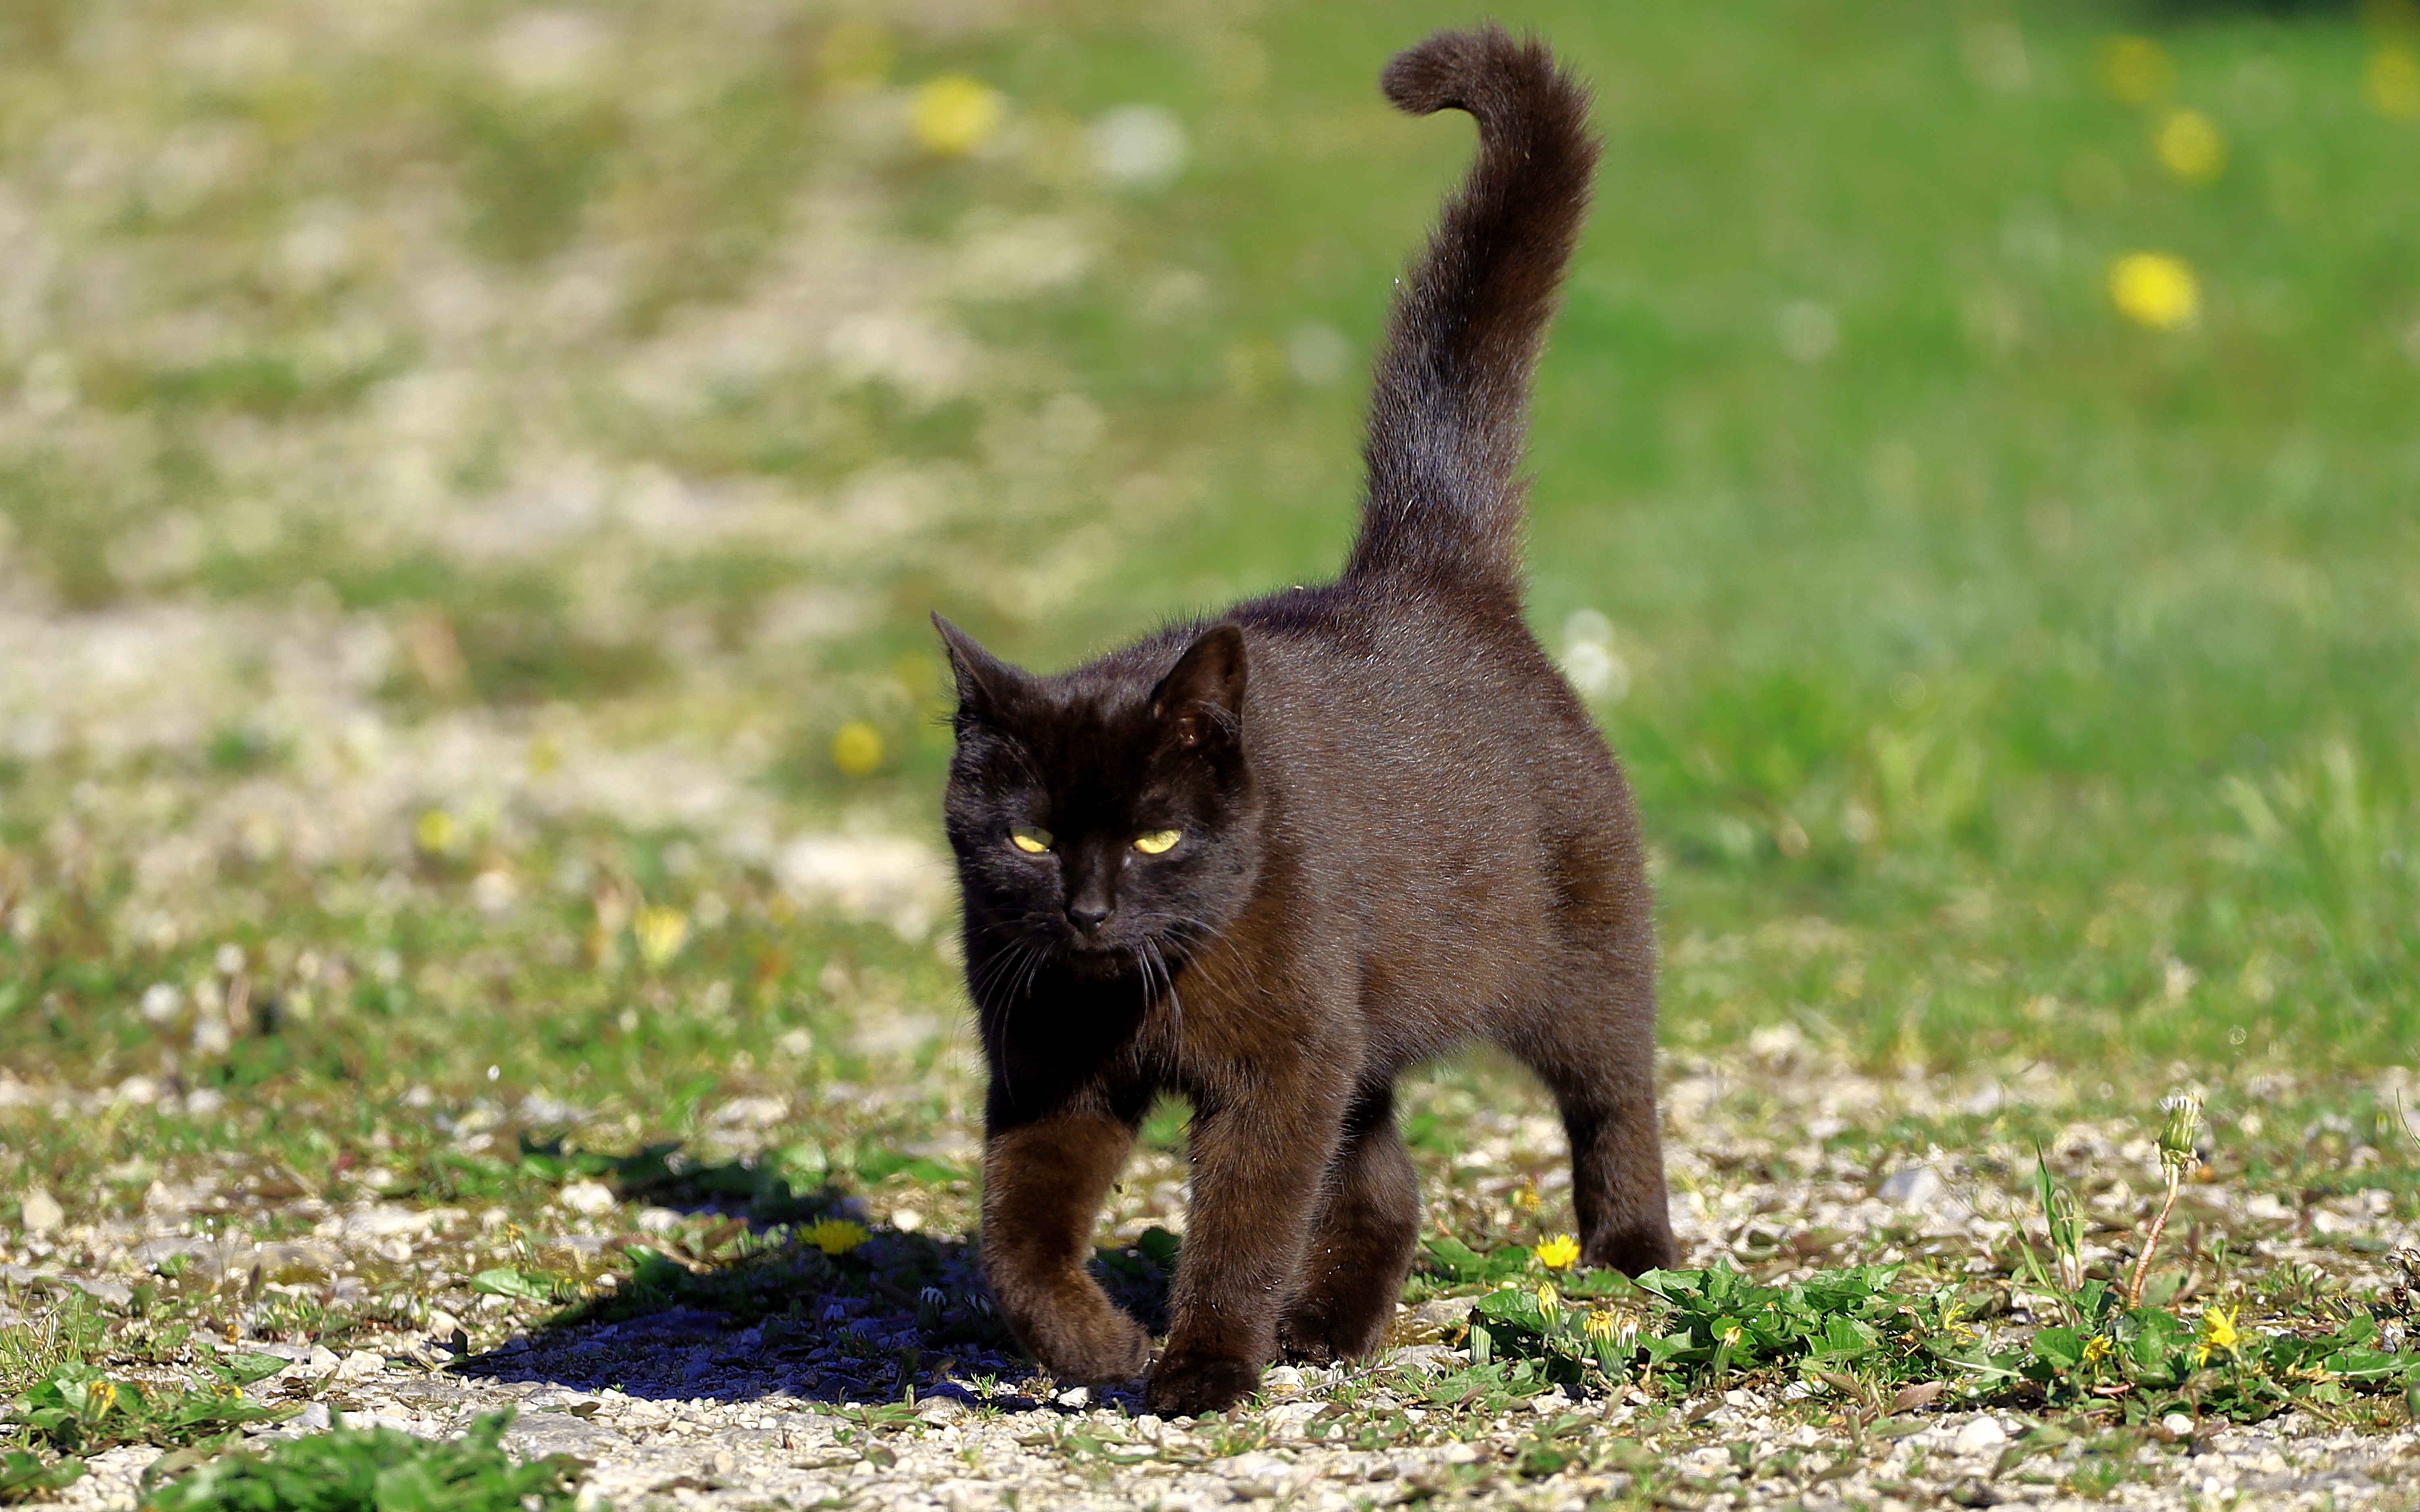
1512 971 1677 1276
1277 1084 1420 1363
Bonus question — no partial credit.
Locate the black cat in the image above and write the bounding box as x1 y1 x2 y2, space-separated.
933 24 1676 1417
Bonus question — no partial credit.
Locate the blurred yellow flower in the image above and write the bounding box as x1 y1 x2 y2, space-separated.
1533 1233 1581 1270
2081 1333 2115 1366
2108 252 2200 331
1535 1281 1562 1316
831 721 885 777
1582 1308 1619 1341
2197 1302 2241 1360
2368 48 2420 120
2099 35 2174 105
805 1217 870 1255
1512 1182 1541 1214
912 76 1005 157
414 808 457 855
2155 109 2226 181
634 905 689 968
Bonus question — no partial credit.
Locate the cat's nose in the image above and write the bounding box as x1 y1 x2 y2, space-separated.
1066 902 1112 933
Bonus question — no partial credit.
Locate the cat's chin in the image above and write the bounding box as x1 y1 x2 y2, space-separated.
1051 940 1142 980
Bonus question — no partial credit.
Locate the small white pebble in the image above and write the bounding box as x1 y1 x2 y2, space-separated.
558 1181 615 1215
336 1349 386 1381
1951 1416 2008 1456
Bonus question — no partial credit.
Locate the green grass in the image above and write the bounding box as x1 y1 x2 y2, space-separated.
0 0 2410 1214
0 3 2405 1130
134 1412 584 1512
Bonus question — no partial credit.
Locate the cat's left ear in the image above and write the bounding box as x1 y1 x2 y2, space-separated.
1152 623 1247 750
932 613 1027 723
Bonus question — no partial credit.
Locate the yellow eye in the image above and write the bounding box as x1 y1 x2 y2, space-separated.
1133 829 1181 855
1009 825 1052 854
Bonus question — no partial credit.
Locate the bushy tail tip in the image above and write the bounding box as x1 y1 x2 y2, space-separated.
1379 23 1567 127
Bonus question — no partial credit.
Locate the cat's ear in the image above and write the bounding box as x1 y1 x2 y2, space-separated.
932 614 1026 722
1152 623 1248 750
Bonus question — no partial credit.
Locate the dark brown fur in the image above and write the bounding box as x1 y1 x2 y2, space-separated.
933 25 1675 1418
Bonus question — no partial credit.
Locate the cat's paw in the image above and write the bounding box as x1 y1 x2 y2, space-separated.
1276 1304 1383 1365
1144 1351 1261 1417
1581 1223 1678 1277
1276 1327 1342 1365
1032 1310 1153 1385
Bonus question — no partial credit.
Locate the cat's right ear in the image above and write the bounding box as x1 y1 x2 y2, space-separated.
1152 623 1248 752
932 614 1025 723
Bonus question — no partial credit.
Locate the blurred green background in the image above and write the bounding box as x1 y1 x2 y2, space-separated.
1 0 2416 1129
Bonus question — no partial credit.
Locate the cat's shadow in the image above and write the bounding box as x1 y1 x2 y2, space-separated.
446 1193 1175 1412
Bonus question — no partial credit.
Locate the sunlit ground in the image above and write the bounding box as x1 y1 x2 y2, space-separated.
0 1 2417 1498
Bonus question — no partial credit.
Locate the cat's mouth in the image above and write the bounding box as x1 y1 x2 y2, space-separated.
1049 924 1188 989
1052 927 1136 970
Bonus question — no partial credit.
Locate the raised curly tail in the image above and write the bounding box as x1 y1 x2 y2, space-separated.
1344 25 1598 596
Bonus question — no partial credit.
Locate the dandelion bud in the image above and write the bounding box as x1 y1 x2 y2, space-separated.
2157 1091 2204 1172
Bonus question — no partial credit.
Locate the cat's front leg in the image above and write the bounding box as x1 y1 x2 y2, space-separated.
1147 1075 1345 1416
982 1096 1150 1385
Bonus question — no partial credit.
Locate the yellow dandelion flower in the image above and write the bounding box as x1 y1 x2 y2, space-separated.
1512 1183 1541 1214
634 905 689 969
2368 47 2420 121
2080 1333 2116 1367
86 1379 118 1417
2155 109 2226 182
2099 35 2174 105
1535 1282 1562 1317
804 1218 870 1256
1533 1233 1582 1271
1583 1308 1619 1341
912 76 1005 157
2199 1304 2241 1357
2108 252 2200 331
414 808 457 855
831 721 885 777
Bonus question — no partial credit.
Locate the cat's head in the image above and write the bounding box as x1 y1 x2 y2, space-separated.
934 615 1260 990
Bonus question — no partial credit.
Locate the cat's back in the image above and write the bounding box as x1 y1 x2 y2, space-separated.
1237 580 1610 788
1230 581 1631 900
1224 581 1639 1042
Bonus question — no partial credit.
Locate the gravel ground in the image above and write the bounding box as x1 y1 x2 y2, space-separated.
14 1055 2419 1511
36 1310 2420 1512
46 1371 2420 1512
